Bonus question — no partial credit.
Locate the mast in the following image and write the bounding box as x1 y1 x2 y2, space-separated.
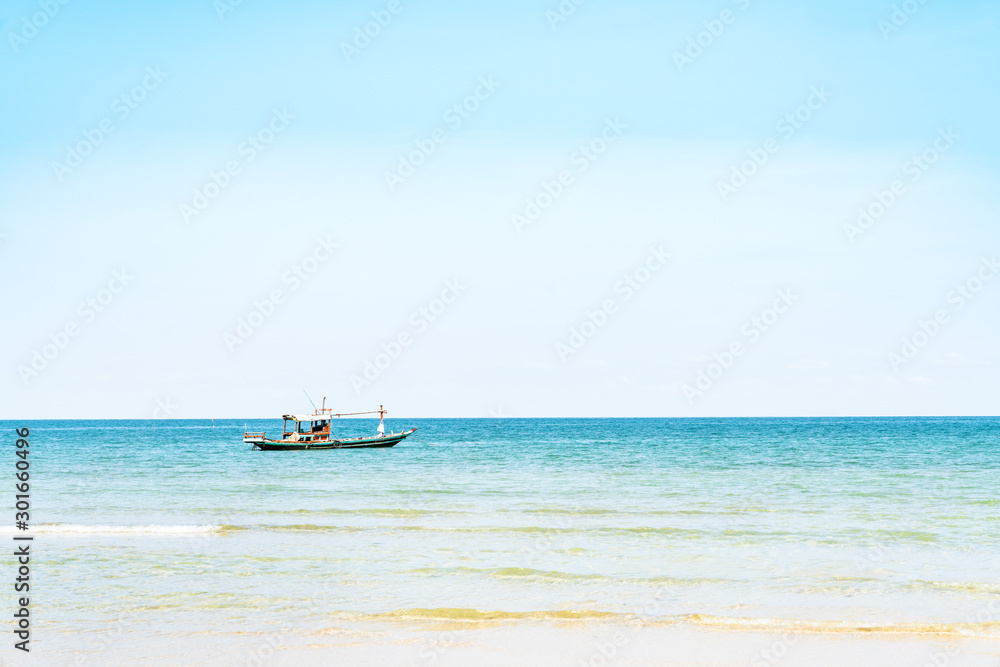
303 390 318 413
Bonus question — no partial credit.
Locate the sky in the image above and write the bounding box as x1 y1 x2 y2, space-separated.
1 0 998 418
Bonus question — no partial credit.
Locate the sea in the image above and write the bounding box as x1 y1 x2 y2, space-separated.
5 417 999 665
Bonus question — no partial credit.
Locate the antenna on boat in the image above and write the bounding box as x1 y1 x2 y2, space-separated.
303 389 318 413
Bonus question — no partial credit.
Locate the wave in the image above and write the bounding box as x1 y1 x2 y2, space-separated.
257 508 443 517
0 524 221 534
405 566 609 582
235 523 948 544
366 609 1000 636
248 506 813 518
240 523 707 537
867 529 940 542
682 614 1000 636
403 566 732 586
375 608 618 621
517 508 623 516
906 580 1000 595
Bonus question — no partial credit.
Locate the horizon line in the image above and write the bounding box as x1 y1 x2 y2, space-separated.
2 415 997 421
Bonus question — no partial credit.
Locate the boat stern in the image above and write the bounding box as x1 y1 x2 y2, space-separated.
243 431 267 448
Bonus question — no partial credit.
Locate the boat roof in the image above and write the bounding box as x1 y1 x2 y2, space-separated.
282 413 330 422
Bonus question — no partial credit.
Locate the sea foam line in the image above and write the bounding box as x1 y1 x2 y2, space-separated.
366 609 1000 636
0 524 221 534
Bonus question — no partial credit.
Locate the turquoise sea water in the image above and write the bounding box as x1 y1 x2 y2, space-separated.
5 417 1000 663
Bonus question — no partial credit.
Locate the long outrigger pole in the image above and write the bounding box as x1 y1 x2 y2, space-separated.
332 406 387 418
303 395 388 423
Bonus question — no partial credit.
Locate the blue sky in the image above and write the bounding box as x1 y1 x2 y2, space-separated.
1 0 998 417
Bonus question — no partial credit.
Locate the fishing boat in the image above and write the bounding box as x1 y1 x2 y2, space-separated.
243 403 415 451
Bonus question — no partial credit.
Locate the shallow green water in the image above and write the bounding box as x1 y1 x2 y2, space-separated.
6 417 1000 662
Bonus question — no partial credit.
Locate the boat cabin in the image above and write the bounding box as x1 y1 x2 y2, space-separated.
281 412 332 443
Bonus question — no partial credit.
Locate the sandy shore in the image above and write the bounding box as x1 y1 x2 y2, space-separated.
54 620 1000 667
277 624 999 667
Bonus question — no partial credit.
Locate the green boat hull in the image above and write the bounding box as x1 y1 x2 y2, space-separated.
246 428 416 451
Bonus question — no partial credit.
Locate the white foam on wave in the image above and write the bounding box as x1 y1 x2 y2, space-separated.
0 524 221 534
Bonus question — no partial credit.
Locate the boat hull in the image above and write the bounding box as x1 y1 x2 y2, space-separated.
245 428 416 451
